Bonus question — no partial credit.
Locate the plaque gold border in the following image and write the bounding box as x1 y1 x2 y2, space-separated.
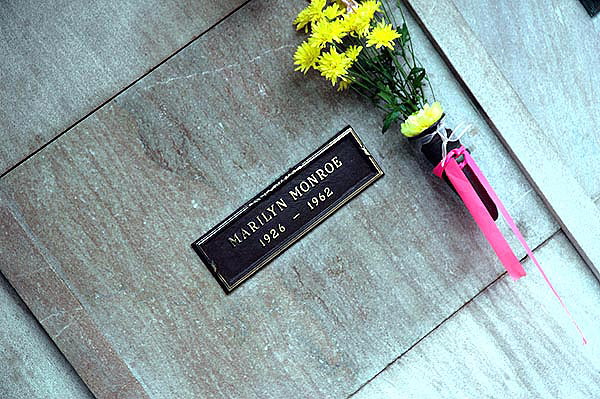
192 126 384 293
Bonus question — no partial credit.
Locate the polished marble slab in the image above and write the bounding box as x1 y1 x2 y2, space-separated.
0 273 93 399
0 1 562 397
0 0 246 174
452 0 600 201
354 231 600 399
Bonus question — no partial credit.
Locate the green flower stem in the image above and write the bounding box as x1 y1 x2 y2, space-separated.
380 0 399 28
386 48 418 106
347 70 381 93
397 5 418 67
360 43 412 102
349 85 388 112
334 2 433 120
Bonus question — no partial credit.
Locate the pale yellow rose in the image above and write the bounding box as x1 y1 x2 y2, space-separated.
401 102 444 137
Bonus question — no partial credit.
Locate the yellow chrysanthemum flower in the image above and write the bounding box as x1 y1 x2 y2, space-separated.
343 0 381 36
366 21 401 49
293 41 321 73
308 19 348 48
294 0 327 32
344 45 363 61
322 4 344 21
316 47 352 85
400 102 444 137
357 0 382 19
337 76 352 91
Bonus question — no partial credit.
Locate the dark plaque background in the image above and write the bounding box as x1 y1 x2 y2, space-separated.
580 0 600 16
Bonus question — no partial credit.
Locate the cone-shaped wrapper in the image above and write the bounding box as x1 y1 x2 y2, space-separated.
409 116 499 221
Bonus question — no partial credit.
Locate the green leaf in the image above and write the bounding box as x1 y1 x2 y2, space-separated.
382 110 401 133
377 91 392 104
376 84 396 105
408 67 426 87
399 23 410 46
397 102 412 115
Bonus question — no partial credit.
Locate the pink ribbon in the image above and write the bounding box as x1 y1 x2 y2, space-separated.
434 146 586 344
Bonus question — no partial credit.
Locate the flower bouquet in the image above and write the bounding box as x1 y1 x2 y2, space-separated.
292 0 585 341
294 0 501 217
